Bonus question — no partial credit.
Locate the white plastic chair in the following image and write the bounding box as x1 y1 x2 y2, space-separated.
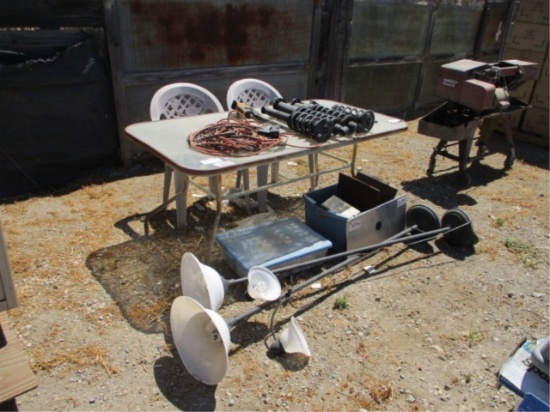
227 79 319 209
150 82 249 207
227 79 287 210
226 78 282 111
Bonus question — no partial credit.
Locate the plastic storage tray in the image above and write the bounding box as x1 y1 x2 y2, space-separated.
215 217 332 278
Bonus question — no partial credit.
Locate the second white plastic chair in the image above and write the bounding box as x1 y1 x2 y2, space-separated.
150 82 250 208
226 79 285 211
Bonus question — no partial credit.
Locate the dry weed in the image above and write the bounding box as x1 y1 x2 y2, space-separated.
31 344 118 377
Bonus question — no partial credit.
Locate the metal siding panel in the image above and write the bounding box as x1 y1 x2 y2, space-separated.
350 0 432 60
430 1 485 57
417 58 452 107
346 63 422 112
118 0 315 72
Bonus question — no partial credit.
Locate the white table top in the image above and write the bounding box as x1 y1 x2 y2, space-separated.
124 100 408 177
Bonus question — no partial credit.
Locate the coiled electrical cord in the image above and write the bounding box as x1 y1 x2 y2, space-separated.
188 111 287 157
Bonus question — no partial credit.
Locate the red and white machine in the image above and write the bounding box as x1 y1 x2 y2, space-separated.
436 59 538 112
419 58 538 185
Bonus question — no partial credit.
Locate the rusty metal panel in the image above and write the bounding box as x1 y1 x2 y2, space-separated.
346 62 422 112
117 0 315 72
430 0 485 57
350 0 433 61
476 0 512 56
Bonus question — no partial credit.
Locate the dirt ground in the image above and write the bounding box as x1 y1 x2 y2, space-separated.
0 116 548 411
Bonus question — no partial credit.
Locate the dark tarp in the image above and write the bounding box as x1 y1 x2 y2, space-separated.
0 38 118 197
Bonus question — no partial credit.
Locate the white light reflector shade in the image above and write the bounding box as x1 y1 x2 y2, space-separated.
170 296 230 385
247 266 281 301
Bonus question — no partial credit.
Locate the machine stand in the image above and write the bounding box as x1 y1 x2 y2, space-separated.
419 58 536 186
424 111 520 187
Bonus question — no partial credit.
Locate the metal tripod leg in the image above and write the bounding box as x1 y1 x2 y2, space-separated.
458 138 474 186
427 140 447 176
475 116 497 161
500 114 516 169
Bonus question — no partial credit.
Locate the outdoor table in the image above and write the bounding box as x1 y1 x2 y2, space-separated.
124 99 408 260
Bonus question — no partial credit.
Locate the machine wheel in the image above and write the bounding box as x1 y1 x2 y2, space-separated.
406 204 441 233
442 208 478 247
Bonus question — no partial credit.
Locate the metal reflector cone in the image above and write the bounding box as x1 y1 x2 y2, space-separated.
170 296 230 386
247 266 281 301
279 316 311 357
181 252 225 311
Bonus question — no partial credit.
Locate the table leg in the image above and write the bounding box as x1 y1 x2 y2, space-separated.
174 172 189 228
308 153 319 190
256 164 269 212
206 175 223 264
270 162 279 184
350 142 358 175
242 169 251 212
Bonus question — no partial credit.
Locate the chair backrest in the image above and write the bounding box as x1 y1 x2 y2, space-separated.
150 83 224 120
226 78 282 110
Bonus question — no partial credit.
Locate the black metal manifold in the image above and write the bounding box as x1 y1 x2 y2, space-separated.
260 99 376 142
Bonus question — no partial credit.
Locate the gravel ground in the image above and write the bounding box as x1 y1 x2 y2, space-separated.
0 117 548 411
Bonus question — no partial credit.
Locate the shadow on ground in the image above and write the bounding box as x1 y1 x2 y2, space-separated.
86 191 476 410
0 157 165 204
401 134 548 210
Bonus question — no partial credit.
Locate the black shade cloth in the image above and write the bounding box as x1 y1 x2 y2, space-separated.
0 38 118 197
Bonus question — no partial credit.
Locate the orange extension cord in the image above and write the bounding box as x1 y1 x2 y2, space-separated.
188 111 287 157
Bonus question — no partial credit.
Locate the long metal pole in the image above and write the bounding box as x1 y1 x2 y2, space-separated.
224 227 415 326
271 224 453 274
225 225 415 287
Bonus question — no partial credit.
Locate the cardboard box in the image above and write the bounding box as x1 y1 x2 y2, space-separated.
531 80 549 109
508 22 548 54
304 173 407 253
510 79 535 102
514 0 549 25
215 217 332 278
521 107 549 137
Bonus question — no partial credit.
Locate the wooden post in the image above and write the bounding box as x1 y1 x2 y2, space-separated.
103 0 134 166
315 0 354 101
0 220 18 312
